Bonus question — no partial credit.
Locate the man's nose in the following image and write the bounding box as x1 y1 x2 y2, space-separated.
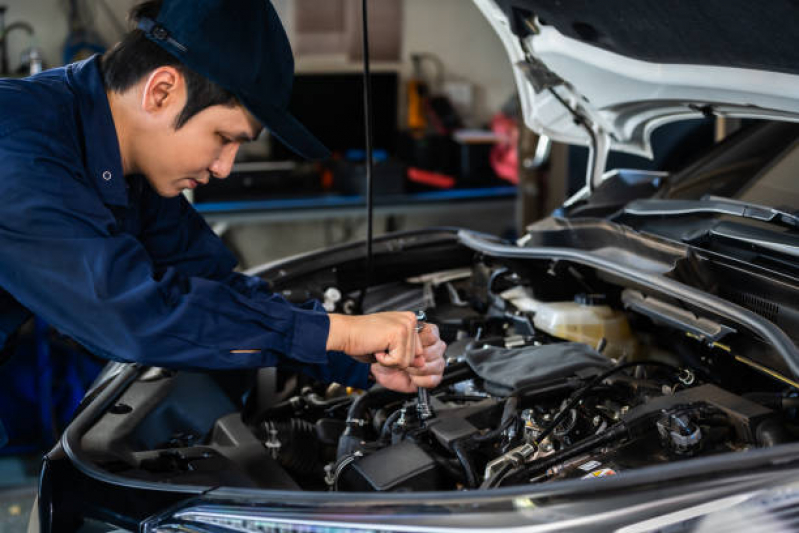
209 144 239 179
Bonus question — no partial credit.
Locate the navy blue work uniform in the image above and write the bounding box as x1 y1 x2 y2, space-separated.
0 57 369 388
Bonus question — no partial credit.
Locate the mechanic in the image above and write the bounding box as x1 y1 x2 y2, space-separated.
0 0 446 400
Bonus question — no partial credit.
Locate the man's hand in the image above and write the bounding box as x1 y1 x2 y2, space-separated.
327 312 425 370
370 323 447 393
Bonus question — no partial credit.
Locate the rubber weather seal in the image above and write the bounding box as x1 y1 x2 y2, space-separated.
458 229 799 377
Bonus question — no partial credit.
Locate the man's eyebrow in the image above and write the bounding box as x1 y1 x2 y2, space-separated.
232 132 256 142
238 126 264 143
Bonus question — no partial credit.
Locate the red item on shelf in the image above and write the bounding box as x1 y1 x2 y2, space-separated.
407 167 456 189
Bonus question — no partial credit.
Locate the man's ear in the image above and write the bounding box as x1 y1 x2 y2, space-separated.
140 66 184 118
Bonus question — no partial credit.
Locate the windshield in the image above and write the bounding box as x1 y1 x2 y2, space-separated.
660 121 799 211
737 138 799 211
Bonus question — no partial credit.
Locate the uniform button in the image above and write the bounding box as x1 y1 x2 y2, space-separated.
102 170 113 181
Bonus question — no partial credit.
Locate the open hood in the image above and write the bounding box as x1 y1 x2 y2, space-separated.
473 0 799 189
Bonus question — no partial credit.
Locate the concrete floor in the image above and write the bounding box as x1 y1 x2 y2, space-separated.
0 456 39 533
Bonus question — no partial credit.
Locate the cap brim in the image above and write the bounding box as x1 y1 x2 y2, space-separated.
241 96 331 161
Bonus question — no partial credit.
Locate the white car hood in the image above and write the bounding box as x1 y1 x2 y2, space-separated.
473 0 799 188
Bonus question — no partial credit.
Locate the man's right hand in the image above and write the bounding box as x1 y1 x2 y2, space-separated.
326 312 424 370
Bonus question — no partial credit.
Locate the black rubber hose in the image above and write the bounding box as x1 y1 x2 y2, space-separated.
305 392 353 409
452 439 477 488
379 408 404 443
432 362 477 391
259 391 353 422
473 396 517 444
337 387 410 459
451 397 518 489
532 361 678 447
269 419 322 476
744 393 799 411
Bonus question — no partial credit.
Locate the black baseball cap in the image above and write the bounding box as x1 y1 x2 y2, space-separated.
138 0 330 160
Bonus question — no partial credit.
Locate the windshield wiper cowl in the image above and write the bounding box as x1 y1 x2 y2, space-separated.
621 196 799 229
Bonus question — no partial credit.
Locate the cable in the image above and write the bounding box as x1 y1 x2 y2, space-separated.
452 439 477 488
473 396 517 443
379 408 403 443
532 361 679 447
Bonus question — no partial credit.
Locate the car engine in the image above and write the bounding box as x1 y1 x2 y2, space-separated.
78 253 799 493
240 263 796 492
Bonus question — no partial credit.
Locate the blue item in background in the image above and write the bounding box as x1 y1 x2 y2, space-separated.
0 319 103 453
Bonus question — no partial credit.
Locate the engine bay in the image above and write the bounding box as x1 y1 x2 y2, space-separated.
78 251 799 493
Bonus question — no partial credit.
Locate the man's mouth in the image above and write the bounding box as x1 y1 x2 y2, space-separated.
184 178 208 190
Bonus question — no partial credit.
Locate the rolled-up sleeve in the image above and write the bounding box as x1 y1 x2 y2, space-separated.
0 135 334 371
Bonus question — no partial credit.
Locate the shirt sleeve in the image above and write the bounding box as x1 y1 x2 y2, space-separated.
0 133 333 372
133 180 371 387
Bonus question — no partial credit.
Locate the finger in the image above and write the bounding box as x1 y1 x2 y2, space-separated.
420 340 447 364
411 372 443 389
406 341 446 376
394 381 419 394
375 347 405 369
411 354 426 368
419 323 440 347
353 353 379 364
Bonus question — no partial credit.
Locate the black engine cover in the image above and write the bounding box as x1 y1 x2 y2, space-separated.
338 440 441 492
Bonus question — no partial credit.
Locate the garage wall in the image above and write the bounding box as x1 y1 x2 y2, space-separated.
3 0 516 125
403 0 515 125
2 0 519 267
0 0 135 71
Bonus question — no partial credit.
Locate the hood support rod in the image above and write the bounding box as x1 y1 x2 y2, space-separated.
358 0 375 311
545 86 610 200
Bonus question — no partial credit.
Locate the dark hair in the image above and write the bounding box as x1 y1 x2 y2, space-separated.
99 0 237 128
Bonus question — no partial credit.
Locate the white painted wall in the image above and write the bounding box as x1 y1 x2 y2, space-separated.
286 0 517 126
402 0 516 125
1 0 136 72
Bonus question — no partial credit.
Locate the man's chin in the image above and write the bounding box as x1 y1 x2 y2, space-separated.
152 186 183 198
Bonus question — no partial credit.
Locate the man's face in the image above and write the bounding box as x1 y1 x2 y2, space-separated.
136 103 261 197
128 73 263 198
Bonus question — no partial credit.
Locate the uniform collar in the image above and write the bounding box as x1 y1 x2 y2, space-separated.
68 55 128 207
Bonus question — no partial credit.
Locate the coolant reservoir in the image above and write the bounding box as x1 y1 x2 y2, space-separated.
533 295 638 360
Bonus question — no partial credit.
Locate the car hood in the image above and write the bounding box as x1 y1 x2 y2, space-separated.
473 0 799 186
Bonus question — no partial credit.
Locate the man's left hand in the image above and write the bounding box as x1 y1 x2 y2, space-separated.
370 323 447 393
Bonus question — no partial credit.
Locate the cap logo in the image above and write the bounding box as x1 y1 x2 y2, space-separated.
151 25 169 41
138 17 188 53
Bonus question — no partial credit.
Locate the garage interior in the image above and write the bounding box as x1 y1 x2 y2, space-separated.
0 0 757 531
0 2 529 528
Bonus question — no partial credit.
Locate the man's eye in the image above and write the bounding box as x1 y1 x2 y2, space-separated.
218 134 233 145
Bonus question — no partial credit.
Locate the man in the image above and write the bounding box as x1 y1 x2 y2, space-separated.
0 0 446 403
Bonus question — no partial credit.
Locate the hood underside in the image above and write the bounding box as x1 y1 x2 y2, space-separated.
475 0 799 162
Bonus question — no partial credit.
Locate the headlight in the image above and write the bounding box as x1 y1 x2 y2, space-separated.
146 505 444 533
